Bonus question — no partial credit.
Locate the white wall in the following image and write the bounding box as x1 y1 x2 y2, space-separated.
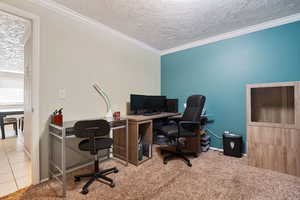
1 0 161 180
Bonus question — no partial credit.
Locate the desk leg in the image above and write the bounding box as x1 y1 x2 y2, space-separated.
126 119 128 166
61 128 66 197
109 129 113 159
0 116 5 139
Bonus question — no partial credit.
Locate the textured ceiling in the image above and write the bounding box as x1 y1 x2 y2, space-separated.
54 0 300 50
0 11 30 73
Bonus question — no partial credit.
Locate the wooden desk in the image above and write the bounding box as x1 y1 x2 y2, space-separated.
114 113 180 166
0 108 24 139
126 112 180 122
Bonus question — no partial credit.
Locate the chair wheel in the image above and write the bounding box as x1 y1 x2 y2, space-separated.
193 154 198 158
163 160 167 165
114 169 119 173
81 189 89 195
187 162 192 167
161 150 165 155
110 183 115 188
74 177 81 182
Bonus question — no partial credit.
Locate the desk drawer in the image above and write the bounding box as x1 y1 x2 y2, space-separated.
110 120 126 128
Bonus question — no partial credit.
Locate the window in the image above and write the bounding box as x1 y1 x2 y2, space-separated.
0 13 26 106
0 72 24 105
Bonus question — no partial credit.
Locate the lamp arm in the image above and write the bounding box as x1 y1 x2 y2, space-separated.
92 83 111 112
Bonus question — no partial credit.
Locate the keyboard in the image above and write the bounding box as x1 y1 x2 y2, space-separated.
143 112 162 116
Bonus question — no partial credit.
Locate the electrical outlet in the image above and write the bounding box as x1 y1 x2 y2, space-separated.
59 88 66 100
184 103 187 108
224 130 230 134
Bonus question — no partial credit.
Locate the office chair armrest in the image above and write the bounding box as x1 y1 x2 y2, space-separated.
179 121 201 126
167 116 182 125
168 120 178 125
178 121 201 137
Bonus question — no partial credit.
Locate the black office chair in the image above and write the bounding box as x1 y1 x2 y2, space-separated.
159 95 206 167
73 119 118 195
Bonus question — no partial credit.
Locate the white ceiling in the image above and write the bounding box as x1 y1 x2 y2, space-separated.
53 0 300 50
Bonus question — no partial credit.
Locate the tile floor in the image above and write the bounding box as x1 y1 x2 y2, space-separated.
0 127 31 197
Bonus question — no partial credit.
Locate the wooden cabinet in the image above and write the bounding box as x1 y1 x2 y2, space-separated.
113 112 202 166
113 120 152 166
128 120 153 165
247 82 300 176
113 112 184 166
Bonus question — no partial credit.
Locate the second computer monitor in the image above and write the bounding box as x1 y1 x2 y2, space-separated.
145 96 166 112
130 94 166 114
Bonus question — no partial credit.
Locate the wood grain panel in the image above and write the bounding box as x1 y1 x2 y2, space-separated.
251 87 283 124
296 82 300 129
247 82 298 129
125 112 180 122
285 86 295 125
247 126 300 176
128 121 139 165
113 128 126 159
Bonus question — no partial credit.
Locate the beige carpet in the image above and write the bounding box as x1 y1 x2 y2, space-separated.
1 147 300 200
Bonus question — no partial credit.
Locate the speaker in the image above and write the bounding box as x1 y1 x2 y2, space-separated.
166 99 178 113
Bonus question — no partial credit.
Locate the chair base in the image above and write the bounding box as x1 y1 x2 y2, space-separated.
74 163 118 195
160 149 198 167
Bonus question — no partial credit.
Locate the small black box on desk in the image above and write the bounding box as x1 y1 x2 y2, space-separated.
223 133 242 158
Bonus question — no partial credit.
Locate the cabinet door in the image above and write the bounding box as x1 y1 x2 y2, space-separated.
247 126 300 176
296 83 300 129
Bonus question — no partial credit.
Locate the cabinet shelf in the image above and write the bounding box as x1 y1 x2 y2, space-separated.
250 86 295 125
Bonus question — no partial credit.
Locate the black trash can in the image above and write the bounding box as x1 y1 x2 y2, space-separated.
223 133 242 158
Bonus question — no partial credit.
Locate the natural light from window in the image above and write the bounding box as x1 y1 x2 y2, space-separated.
0 12 27 106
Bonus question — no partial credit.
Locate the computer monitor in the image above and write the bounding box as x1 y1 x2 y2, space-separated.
144 96 166 112
130 94 146 114
166 99 178 113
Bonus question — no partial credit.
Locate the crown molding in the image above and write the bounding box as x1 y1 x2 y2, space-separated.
161 13 300 55
19 1 300 56
28 0 160 54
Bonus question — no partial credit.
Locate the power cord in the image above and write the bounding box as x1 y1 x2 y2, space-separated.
206 128 222 140
205 128 224 156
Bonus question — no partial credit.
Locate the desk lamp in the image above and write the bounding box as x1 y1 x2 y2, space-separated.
92 83 113 118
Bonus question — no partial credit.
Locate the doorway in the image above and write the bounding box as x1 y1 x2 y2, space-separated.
0 2 40 197
0 10 31 197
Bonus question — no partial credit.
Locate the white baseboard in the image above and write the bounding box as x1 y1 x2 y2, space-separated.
39 178 49 183
209 147 223 152
23 146 32 160
209 146 247 157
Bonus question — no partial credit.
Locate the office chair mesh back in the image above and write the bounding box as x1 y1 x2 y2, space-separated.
73 119 110 138
181 95 206 131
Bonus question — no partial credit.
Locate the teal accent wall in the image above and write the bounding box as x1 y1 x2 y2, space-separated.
161 21 300 151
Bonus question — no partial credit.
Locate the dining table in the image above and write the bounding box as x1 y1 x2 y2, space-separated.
0 108 24 139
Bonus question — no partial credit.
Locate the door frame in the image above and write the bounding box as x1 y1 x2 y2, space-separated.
0 2 40 185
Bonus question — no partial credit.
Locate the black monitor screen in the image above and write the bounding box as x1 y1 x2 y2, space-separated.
144 96 166 112
130 94 166 113
130 94 146 113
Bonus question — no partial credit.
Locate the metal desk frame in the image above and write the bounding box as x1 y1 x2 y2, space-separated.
49 118 128 197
